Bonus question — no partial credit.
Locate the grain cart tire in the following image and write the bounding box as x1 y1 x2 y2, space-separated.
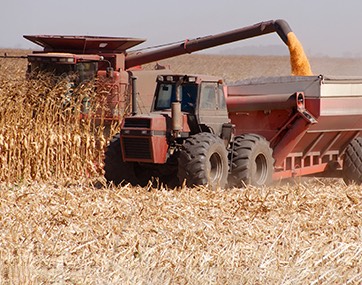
104 133 137 186
229 134 274 187
178 133 229 189
342 137 362 185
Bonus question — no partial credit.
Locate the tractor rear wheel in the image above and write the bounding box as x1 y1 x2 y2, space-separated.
229 134 274 187
104 133 137 186
342 137 362 185
178 132 229 189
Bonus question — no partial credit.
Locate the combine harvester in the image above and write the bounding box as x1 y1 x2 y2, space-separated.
101 20 362 187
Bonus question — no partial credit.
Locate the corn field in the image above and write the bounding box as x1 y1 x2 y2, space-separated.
0 50 362 284
0 52 120 182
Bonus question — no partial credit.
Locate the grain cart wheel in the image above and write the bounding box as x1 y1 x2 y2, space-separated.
104 133 137 186
178 133 229 189
229 134 274 188
342 137 362 185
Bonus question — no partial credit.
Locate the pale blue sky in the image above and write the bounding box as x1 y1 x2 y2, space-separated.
1 0 361 57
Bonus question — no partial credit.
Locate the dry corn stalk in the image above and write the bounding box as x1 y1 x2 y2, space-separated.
0 63 124 182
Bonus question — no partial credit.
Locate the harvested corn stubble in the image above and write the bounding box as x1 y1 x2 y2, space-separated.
0 179 361 284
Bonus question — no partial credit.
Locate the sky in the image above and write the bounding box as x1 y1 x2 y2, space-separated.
1 0 362 57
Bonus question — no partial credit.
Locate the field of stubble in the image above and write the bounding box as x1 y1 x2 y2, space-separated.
0 50 361 284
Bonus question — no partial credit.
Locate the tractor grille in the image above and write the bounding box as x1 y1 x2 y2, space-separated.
124 118 151 128
122 137 152 160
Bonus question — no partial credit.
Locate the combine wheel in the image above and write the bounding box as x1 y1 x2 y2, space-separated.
104 133 137 186
342 137 362 185
178 133 228 189
229 134 274 187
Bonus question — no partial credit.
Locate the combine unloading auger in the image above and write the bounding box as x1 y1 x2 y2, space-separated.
5 19 312 76
125 19 312 76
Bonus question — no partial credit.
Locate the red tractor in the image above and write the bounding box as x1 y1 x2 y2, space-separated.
104 74 232 187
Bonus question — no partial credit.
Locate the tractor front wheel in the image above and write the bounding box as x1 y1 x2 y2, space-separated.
178 133 229 189
342 137 362 185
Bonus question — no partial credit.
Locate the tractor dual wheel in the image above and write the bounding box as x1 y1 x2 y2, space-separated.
229 134 274 188
178 132 229 189
343 137 362 185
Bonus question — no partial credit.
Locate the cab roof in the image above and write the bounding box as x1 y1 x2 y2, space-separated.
158 74 223 84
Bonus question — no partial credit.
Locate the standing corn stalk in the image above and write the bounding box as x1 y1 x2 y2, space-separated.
0 69 122 182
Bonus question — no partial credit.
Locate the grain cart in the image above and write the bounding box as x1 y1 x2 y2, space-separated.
226 75 362 186
22 19 297 123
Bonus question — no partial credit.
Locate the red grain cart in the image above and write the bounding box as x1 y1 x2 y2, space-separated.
227 75 362 186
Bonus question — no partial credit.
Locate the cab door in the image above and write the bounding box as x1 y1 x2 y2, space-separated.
197 82 229 135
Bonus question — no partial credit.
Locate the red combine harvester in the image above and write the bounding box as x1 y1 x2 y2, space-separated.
103 21 362 188
23 35 169 120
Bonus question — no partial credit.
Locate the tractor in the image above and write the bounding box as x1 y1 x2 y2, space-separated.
104 74 233 188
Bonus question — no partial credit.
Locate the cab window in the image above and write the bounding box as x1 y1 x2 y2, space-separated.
200 82 217 110
155 83 173 109
218 84 226 109
154 83 197 112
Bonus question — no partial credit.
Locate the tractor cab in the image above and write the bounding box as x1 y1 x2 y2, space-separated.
153 75 198 113
152 74 230 135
